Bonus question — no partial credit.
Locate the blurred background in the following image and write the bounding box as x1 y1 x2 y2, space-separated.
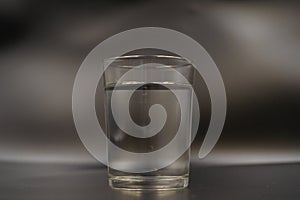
0 0 300 199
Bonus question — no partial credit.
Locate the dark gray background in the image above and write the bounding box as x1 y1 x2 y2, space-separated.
0 0 300 199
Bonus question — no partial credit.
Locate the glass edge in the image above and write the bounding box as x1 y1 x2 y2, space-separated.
103 55 192 68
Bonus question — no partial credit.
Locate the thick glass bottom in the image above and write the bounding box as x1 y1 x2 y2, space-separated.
109 175 189 190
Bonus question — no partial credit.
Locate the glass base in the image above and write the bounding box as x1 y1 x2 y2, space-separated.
109 175 189 190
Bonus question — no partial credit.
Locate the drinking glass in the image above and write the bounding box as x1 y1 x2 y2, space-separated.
103 55 194 190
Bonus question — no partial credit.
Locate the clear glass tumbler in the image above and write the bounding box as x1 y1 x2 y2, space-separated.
103 55 194 190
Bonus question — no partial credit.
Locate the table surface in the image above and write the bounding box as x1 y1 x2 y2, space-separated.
1 161 300 200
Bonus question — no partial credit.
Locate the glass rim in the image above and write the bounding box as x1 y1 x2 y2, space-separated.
103 54 192 68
